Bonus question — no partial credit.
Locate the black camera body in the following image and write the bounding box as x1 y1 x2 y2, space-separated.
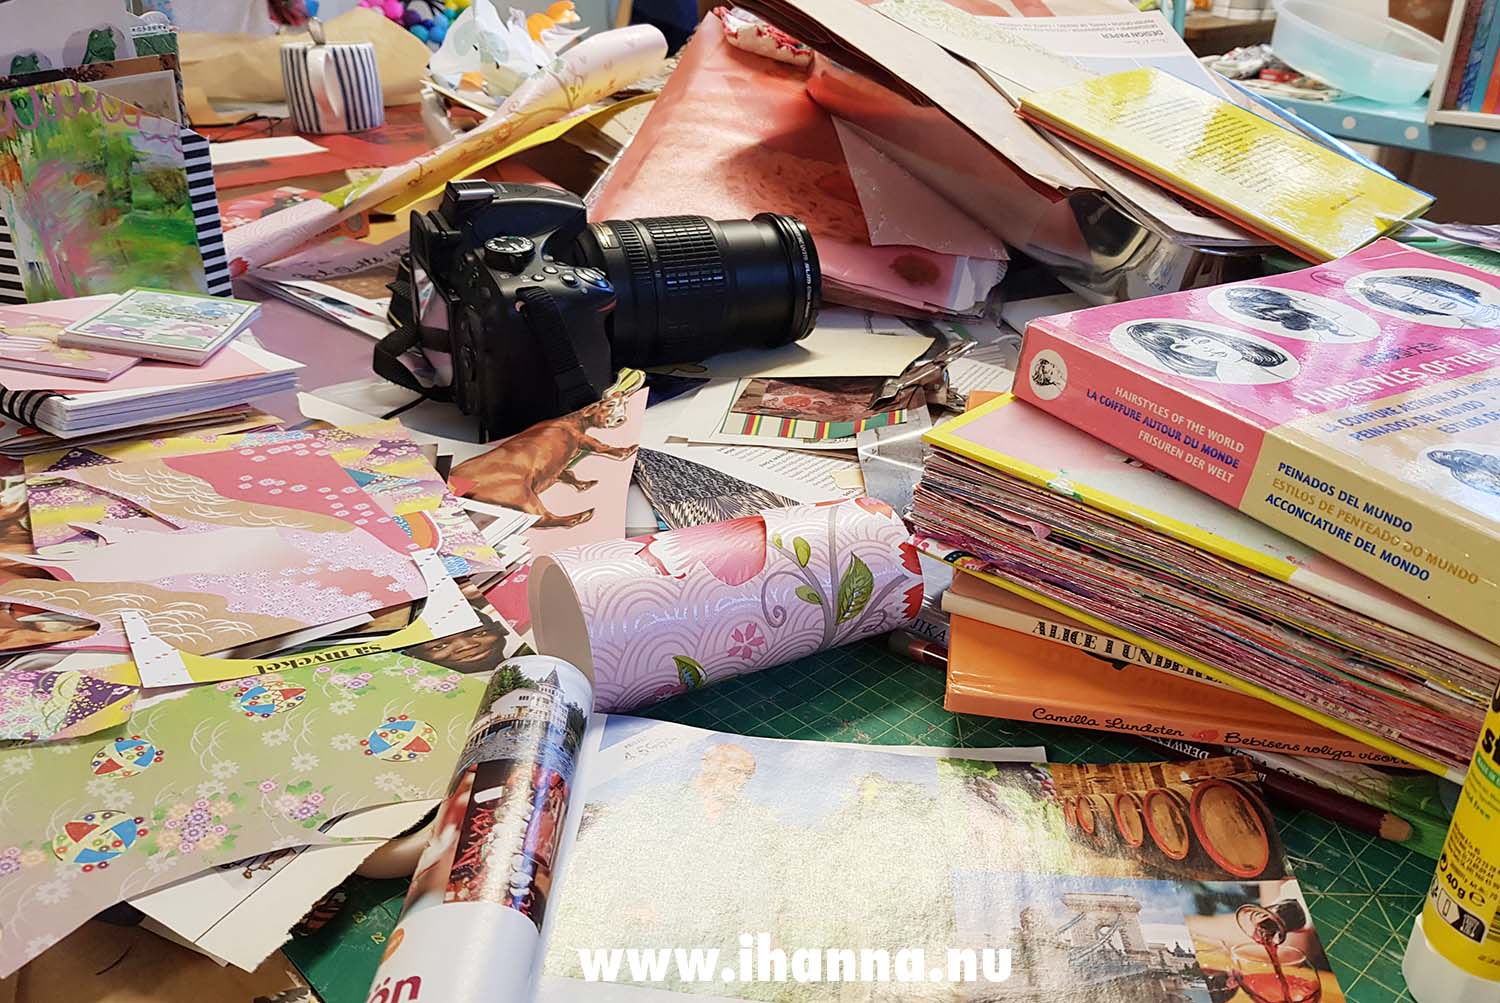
378 180 820 441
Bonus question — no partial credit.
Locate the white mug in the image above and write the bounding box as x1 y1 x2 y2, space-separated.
280 40 384 134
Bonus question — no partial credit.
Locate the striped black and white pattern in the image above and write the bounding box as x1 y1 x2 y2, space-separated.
0 212 22 305
182 128 232 297
280 41 384 135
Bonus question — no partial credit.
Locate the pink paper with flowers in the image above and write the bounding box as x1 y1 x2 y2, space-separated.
0 444 426 655
532 498 922 712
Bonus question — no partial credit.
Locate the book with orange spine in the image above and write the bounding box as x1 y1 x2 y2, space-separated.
946 603 1404 767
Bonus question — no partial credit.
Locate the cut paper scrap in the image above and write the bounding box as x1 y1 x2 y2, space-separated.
450 374 647 560
26 422 500 576
122 548 482 687
0 448 433 659
131 800 434 972
222 26 668 275
0 654 137 741
0 651 488 979
530 497 923 712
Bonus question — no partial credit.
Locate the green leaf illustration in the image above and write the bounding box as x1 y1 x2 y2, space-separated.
793 536 812 567
771 533 783 549
836 554 875 624
794 585 823 606
673 655 706 689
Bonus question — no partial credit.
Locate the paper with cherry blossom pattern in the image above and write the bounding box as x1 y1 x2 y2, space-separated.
0 444 428 656
0 651 486 978
530 498 923 712
24 420 500 576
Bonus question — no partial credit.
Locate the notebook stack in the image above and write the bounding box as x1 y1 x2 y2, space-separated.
0 293 299 453
913 240 1500 782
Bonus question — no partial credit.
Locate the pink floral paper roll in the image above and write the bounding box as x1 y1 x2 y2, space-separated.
529 498 923 712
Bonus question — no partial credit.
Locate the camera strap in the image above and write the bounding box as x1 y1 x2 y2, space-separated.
516 286 606 415
372 324 454 403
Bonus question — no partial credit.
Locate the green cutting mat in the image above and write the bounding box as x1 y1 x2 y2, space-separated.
285 641 1429 1003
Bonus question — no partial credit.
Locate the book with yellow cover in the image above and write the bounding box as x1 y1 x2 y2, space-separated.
913 393 1499 780
1017 67 1433 261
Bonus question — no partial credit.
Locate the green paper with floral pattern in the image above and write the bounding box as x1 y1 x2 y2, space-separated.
0 652 485 978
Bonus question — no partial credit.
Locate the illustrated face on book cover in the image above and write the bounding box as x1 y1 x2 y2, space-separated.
541 726 1346 1002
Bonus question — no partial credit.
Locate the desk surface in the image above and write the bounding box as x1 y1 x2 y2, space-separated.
281 641 1426 1003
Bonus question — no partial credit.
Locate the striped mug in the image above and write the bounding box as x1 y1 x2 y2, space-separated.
280 40 384 134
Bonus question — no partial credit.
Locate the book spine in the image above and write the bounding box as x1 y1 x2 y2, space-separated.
941 590 1232 692
1463 0 1500 110
946 664 1391 762
1237 431 1500 649
1446 0 1485 109
1015 322 1266 509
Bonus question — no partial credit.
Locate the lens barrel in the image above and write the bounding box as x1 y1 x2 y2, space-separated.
573 213 819 367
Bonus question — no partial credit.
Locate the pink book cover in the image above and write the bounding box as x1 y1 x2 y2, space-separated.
1013 238 1500 646
0 305 137 381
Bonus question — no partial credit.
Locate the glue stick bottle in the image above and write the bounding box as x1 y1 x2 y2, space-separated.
1404 684 1500 1002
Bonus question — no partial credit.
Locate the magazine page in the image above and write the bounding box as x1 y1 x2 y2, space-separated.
537 721 1345 1003
366 655 593 1003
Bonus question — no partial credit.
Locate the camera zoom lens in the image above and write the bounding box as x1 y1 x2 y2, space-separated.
573 213 820 367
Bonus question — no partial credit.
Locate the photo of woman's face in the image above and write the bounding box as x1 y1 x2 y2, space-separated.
1171 334 1240 363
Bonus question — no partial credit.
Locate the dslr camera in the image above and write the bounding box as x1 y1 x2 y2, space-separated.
377 180 821 439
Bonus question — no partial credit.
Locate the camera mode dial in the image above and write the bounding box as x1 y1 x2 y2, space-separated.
483 235 536 274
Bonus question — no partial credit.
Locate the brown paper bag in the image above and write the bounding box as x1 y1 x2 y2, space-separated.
178 7 433 107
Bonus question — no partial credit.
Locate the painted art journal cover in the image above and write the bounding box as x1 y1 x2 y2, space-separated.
1015 239 1500 648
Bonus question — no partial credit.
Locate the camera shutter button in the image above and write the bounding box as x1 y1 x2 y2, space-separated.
483 236 535 273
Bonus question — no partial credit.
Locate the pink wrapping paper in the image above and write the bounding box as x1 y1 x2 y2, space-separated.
530 498 923 711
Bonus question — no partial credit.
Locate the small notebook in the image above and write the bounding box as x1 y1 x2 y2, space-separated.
60 289 261 365
0 305 138 381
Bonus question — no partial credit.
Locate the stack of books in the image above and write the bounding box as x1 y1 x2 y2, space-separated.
913 239 1500 782
0 292 299 453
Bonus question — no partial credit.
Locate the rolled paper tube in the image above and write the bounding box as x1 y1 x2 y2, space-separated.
365 655 593 1002
529 498 924 712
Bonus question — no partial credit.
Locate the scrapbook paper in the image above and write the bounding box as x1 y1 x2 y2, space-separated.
726 376 918 440
60 289 259 364
0 651 488 978
131 801 434 971
0 652 138 742
530 498 922 712
0 81 206 302
652 307 934 380
450 376 647 560
1 446 430 658
26 421 500 577
122 548 482 688
0 304 138 380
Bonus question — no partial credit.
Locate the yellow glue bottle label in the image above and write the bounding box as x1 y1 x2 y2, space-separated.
1422 687 1500 981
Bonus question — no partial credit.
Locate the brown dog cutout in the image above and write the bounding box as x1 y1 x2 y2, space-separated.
453 388 639 530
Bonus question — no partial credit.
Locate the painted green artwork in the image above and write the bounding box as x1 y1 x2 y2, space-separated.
0 80 205 302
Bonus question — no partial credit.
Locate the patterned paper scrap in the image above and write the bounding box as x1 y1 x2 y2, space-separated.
530 498 923 712
0 654 137 742
0 652 487 978
25 421 498 576
2 446 428 656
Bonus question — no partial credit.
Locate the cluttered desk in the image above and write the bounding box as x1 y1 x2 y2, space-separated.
0 1 1495 1003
